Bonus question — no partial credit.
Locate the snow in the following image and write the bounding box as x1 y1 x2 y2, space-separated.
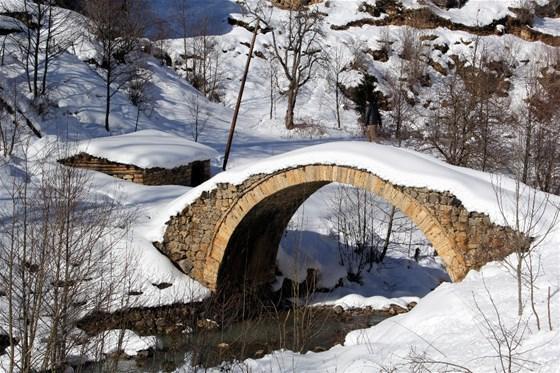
532 17 560 37
74 168 212 308
276 226 448 309
71 129 219 169
83 330 158 358
0 0 559 371
148 0 240 38
315 293 414 310
430 0 514 27
101 330 157 356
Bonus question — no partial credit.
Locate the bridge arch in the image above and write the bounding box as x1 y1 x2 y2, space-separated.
160 164 521 291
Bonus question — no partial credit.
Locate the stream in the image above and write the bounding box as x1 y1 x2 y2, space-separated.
84 307 394 372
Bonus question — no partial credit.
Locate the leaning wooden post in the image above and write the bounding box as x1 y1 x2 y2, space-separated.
222 20 260 171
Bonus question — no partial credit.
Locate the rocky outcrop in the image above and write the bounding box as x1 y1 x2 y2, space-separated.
270 0 323 9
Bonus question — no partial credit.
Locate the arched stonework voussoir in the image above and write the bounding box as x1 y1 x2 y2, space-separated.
159 163 524 292
202 165 463 289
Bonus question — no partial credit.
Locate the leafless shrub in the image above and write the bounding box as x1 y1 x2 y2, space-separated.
0 141 134 372
187 93 209 142
405 347 474 372
472 278 538 373
328 185 399 281
326 46 352 128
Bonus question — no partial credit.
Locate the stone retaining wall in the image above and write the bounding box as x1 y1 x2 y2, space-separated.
60 152 210 187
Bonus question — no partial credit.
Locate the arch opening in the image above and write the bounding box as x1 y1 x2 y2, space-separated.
208 165 461 292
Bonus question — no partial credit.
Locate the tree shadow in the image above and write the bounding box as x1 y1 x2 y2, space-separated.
147 0 241 39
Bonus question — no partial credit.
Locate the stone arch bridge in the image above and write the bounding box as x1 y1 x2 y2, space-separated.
156 145 525 291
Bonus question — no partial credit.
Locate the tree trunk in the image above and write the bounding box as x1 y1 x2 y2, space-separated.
285 86 297 130
517 254 523 316
380 206 396 263
335 86 341 128
41 5 53 95
270 71 274 120
32 41 40 99
522 119 532 183
105 68 111 132
135 106 140 132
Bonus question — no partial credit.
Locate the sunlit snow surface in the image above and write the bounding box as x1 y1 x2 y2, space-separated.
70 129 219 169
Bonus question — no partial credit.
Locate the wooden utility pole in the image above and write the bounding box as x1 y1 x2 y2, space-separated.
222 20 259 171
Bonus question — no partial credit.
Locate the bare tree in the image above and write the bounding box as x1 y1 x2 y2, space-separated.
0 0 77 100
174 0 190 79
182 18 224 102
270 4 324 129
493 172 559 319
268 57 279 120
188 93 208 142
39 1 78 97
85 0 146 132
328 185 402 281
425 71 478 166
152 17 171 67
386 59 413 142
472 279 538 373
127 66 153 132
0 94 20 158
523 57 560 194
326 46 351 129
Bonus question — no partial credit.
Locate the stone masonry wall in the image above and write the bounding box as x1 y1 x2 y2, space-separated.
158 165 526 290
60 153 210 187
270 0 323 9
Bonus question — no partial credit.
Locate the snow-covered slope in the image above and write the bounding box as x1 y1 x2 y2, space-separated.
0 0 559 371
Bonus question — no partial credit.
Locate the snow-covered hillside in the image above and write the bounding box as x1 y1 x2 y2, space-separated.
0 0 559 371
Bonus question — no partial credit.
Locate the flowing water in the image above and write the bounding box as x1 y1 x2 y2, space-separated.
84 307 392 372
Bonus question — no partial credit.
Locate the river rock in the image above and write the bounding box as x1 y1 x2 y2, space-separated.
152 282 173 290
197 318 219 330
